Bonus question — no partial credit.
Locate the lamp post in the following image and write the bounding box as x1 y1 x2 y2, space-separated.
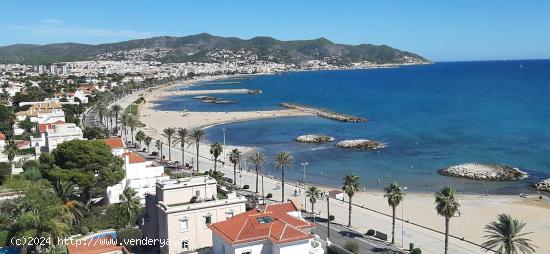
301 162 309 185
326 193 331 241
262 175 265 204
401 186 408 248
222 128 226 162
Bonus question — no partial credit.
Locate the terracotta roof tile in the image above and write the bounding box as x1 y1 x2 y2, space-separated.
66 236 128 254
0 132 5 140
102 137 125 149
208 202 314 245
122 152 146 164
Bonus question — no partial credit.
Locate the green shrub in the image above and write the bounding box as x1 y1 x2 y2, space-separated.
344 241 359 254
266 193 273 198
412 248 422 254
366 229 376 236
72 205 127 233
80 226 90 235
117 227 143 247
0 230 9 247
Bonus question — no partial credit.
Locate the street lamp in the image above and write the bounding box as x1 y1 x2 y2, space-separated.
301 162 308 185
325 192 331 241
222 128 226 162
401 186 408 248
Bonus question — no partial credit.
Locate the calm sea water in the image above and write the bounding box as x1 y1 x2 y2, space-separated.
155 60 550 194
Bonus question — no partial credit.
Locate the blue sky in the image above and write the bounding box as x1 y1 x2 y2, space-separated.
1 0 549 61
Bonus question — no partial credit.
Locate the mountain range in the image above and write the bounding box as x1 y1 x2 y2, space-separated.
0 33 429 65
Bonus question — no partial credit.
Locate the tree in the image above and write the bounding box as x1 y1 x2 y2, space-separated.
384 182 404 244
274 151 293 202
247 152 265 193
3 140 18 166
0 105 15 134
18 118 34 134
191 129 205 173
47 180 88 222
162 127 176 161
111 104 122 132
228 149 242 186
210 142 223 172
306 186 322 213
144 136 153 152
119 187 140 227
44 140 125 203
435 186 460 254
128 115 139 146
119 112 131 143
135 130 146 149
343 174 360 227
481 214 537 254
155 139 163 158
174 128 189 165
83 127 109 140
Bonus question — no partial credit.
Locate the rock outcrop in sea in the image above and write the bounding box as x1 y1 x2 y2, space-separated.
279 103 367 122
533 178 550 192
295 134 334 143
193 96 235 104
336 139 386 150
439 163 526 181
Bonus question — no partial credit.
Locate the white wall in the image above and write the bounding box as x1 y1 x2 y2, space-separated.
272 240 311 254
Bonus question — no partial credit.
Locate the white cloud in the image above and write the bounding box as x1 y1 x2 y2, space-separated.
40 19 63 24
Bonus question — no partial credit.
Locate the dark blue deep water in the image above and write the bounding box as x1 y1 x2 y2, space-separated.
155 60 550 194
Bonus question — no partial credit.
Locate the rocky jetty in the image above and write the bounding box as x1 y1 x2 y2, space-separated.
439 163 526 181
296 134 334 143
336 139 386 150
533 178 550 192
193 96 235 104
280 103 367 122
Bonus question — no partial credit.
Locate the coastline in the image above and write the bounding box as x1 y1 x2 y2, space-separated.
134 72 550 252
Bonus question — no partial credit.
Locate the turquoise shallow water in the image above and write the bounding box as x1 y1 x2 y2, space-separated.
155 60 550 194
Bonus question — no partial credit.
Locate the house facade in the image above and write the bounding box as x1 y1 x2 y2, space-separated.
44 122 84 151
142 177 246 254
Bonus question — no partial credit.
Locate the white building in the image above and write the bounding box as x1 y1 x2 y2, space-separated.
102 137 127 156
142 177 246 254
45 122 84 152
14 102 65 135
209 201 323 254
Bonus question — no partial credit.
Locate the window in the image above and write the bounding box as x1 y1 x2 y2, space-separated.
205 215 212 225
256 216 273 224
241 251 252 254
195 190 201 198
180 218 188 232
182 240 189 250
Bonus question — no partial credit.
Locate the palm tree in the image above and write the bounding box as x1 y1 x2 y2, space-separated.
343 174 360 227
119 186 140 227
384 182 405 244
162 127 176 161
155 139 163 158
128 115 139 145
229 149 242 186
306 186 322 213
97 105 107 125
144 136 153 152
210 142 223 171
119 112 131 143
174 128 189 166
191 128 205 173
274 151 293 202
4 140 18 166
247 152 265 193
135 130 146 148
48 180 88 222
435 186 460 254
105 109 114 135
481 214 537 254
111 104 122 132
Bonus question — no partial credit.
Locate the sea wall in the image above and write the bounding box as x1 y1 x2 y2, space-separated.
279 103 367 122
336 139 386 150
439 163 526 181
295 134 334 143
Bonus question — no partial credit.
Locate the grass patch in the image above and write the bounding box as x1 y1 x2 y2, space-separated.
125 104 139 115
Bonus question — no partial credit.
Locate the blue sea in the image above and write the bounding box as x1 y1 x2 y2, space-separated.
154 60 550 194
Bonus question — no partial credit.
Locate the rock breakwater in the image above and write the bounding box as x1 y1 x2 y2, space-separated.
279 103 367 122
439 163 526 181
296 134 334 143
533 178 550 192
336 139 386 150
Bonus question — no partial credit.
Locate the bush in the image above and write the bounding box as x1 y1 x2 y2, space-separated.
80 226 90 235
242 184 249 189
366 229 376 236
0 230 9 247
328 215 335 222
266 193 273 198
117 227 143 247
344 242 359 254
72 205 128 233
411 248 422 254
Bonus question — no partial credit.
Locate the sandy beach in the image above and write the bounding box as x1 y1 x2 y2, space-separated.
134 77 550 253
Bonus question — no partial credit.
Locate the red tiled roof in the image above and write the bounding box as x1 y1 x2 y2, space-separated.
67 236 128 254
102 137 125 149
0 132 5 140
16 141 30 149
38 120 65 133
122 152 146 164
208 202 314 245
